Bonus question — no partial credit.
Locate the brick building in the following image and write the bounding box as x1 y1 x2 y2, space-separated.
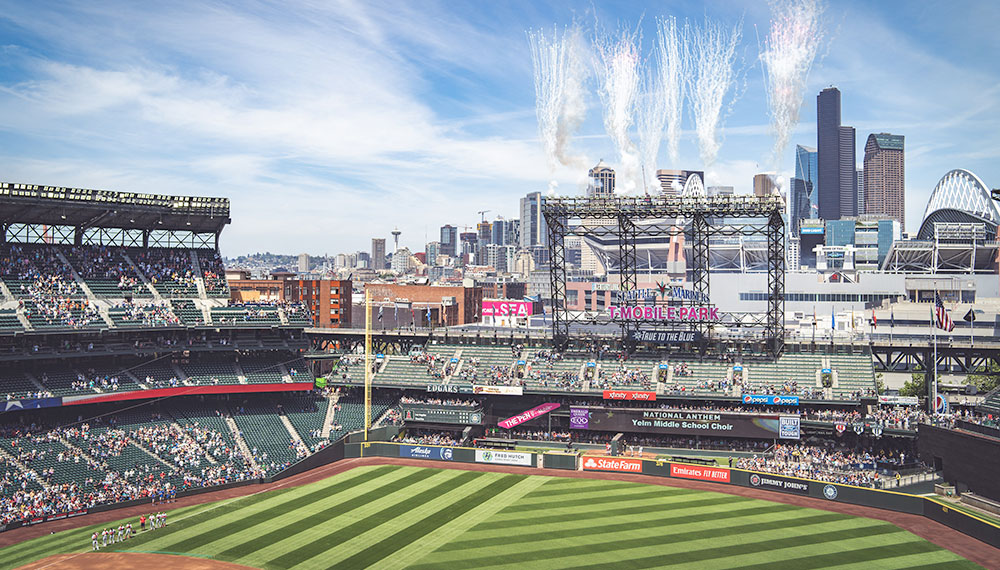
227 270 352 328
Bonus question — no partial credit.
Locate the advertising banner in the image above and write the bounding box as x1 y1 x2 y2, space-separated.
603 390 656 401
400 405 483 425
473 385 524 396
570 407 801 440
475 449 532 466
398 445 454 461
582 457 643 473
481 300 533 318
630 330 703 344
425 384 474 394
570 407 590 430
877 395 919 406
741 394 799 406
498 403 560 429
747 472 809 495
670 463 731 483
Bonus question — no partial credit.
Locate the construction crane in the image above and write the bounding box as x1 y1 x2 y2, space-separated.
477 210 491 222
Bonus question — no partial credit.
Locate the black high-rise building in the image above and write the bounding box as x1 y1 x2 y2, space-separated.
838 125 857 218
817 88 841 220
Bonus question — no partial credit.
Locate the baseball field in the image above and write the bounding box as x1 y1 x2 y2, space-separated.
0 463 984 570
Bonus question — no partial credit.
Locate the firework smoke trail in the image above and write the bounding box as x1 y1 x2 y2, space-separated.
761 0 824 166
594 27 642 194
636 16 683 194
527 25 589 172
684 17 743 169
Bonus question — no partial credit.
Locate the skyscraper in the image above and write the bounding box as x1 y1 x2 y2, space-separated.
791 145 818 233
439 225 457 257
856 168 864 215
863 133 905 228
519 192 546 250
656 169 704 196
371 238 386 271
838 125 858 217
817 87 842 220
753 173 778 198
588 160 615 197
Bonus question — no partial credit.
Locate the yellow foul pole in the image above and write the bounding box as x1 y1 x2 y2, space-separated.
364 288 372 441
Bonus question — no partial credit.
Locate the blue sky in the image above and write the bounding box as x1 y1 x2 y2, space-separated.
0 0 997 256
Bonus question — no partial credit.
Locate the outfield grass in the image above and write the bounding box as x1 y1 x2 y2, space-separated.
0 465 983 570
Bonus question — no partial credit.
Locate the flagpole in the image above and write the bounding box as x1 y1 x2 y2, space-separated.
931 294 937 416
364 288 372 441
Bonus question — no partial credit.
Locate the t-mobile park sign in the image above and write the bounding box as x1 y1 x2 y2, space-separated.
608 306 720 322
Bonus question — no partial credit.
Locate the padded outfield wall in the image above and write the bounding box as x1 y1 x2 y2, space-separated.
918 423 1000 502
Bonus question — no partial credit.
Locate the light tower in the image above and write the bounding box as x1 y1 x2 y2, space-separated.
391 227 401 252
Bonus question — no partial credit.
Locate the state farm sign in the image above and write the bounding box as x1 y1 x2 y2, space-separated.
603 390 656 401
582 457 643 473
670 463 730 483
481 300 533 318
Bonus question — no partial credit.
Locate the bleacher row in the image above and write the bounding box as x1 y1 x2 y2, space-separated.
0 394 388 525
0 244 228 299
347 343 878 401
0 301 313 333
1 354 313 400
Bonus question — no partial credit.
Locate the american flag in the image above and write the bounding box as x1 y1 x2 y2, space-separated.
934 293 955 332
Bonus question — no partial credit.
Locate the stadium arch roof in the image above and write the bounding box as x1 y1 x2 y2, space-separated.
918 169 998 239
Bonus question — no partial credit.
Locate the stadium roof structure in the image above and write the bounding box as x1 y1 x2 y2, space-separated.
918 169 998 240
0 182 230 235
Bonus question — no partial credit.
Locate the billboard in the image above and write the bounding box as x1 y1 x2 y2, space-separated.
630 330 703 344
398 445 454 461
475 449 532 467
498 403 560 429
603 390 656 401
582 457 643 473
473 385 523 396
670 463 731 483
741 394 799 406
878 395 919 406
747 472 809 495
569 407 801 440
481 300 533 318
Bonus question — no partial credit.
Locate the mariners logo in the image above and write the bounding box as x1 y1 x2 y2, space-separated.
823 484 838 500
750 474 761 487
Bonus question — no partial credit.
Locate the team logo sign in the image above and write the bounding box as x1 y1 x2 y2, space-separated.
871 424 884 438
835 423 846 435
823 484 839 500
440 448 453 460
852 421 865 435
750 474 761 487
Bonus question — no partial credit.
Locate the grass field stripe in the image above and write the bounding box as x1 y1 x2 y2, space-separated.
439 508 847 552
522 481 669 497
261 469 487 568
380 476 549 570
733 541 969 570
537 523 908 570
144 464 403 553
477 493 753 529
330 475 529 569
520 483 699 504
211 467 460 563
414 518 900 570
498 486 691 512
881 559 984 570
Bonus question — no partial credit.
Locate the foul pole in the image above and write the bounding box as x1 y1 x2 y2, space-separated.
364 288 372 441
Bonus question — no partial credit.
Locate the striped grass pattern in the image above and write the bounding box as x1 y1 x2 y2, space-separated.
0 465 982 569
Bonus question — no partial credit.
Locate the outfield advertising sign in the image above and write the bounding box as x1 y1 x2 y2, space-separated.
582 457 643 473
473 385 524 396
570 407 590 429
747 472 809 495
603 390 656 401
742 394 799 406
474 449 532 466
670 463 731 483
498 403 560 429
398 445 454 461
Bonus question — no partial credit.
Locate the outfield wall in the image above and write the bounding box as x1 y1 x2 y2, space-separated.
346 442 1000 549
918 423 1000 503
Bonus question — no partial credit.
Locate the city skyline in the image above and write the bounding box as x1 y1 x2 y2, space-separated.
0 1 997 255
